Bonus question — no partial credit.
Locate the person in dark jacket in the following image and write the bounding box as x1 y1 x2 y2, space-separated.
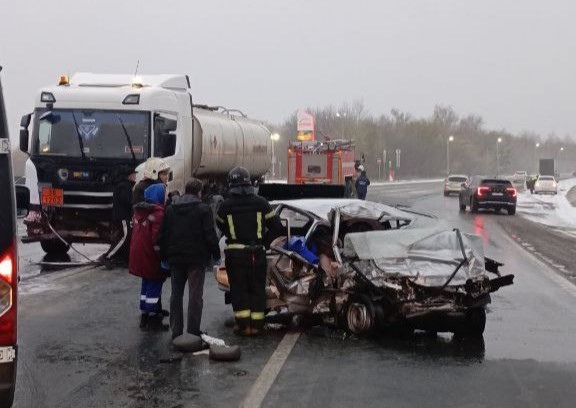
102 167 136 267
158 179 220 339
216 167 283 336
355 165 370 200
129 183 169 331
132 157 170 204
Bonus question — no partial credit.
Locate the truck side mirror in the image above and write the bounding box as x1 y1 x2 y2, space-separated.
19 129 29 152
15 185 30 216
20 113 32 152
20 113 32 128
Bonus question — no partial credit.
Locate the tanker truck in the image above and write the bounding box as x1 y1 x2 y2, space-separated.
18 73 272 254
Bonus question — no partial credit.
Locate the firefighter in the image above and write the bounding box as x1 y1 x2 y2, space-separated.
216 167 283 336
133 157 171 204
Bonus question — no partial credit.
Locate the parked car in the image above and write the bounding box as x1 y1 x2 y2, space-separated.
0 67 17 407
459 176 517 215
215 199 514 337
533 175 558 195
512 171 528 192
443 175 468 196
513 170 528 180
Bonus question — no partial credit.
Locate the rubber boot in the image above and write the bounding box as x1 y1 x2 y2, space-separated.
147 314 169 332
251 318 265 336
233 317 251 337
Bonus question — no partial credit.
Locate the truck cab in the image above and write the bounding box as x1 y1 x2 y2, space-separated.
19 73 271 254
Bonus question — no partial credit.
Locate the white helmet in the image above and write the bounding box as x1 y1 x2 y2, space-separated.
143 157 170 180
357 165 365 172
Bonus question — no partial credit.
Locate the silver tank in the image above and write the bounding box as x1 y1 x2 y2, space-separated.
190 108 272 178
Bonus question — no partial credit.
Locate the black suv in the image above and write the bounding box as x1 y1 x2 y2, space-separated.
459 176 517 215
0 66 18 407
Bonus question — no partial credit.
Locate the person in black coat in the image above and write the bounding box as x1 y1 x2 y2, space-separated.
158 178 221 339
102 167 136 266
355 165 370 200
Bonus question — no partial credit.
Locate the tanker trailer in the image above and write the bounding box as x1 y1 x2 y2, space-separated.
18 73 272 254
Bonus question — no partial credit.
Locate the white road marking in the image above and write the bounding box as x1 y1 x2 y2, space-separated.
239 331 301 408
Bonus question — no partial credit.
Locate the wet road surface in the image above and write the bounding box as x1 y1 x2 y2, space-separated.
12 181 576 407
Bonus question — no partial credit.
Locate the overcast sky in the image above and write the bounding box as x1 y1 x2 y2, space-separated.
2 0 576 140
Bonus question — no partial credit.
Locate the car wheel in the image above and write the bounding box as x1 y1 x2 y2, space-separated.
456 308 486 338
40 239 70 255
343 294 376 335
508 206 516 215
470 197 479 213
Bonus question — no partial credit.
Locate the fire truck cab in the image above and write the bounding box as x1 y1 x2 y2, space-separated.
287 139 356 185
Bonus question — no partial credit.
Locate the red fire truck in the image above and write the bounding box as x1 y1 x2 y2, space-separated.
287 139 356 185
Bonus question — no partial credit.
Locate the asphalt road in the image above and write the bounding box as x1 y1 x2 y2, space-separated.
12 181 576 408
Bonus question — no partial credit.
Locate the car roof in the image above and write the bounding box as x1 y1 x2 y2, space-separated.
271 198 414 222
447 174 468 179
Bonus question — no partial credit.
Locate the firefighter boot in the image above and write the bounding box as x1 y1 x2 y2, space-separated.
233 317 252 337
250 315 265 336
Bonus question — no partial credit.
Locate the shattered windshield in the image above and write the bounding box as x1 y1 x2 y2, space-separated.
32 109 150 159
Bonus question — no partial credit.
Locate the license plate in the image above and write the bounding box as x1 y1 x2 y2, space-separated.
0 347 16 363
492 192 503 196
41 188 64 206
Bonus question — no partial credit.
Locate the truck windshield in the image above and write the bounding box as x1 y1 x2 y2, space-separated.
32 109 150 159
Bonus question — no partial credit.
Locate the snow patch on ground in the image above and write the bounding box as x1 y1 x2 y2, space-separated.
517 178 576 236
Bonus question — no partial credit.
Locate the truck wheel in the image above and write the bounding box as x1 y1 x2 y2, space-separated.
454 308 486 339
470 198 479 213
343 294 376 335
40 239 70 255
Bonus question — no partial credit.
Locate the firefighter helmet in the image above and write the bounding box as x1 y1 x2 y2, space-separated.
143 157 170 180
227 166 251 188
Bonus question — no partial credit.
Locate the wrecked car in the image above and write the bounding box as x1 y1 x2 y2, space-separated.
214 199 514 337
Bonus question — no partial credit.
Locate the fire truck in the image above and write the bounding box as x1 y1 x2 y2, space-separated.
287 139 356 185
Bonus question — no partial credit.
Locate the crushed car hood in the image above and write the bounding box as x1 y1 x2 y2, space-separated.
342 225 486 287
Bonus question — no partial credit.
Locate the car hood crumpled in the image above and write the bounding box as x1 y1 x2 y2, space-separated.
342 225 486 287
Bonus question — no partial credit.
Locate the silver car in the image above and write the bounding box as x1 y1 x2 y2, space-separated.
444 175 468 196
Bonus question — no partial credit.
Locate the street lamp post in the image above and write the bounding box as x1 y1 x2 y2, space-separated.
446 135 454 176
560 147 564 174
270 133 280 179
496 137 502 177
534 142 540 174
